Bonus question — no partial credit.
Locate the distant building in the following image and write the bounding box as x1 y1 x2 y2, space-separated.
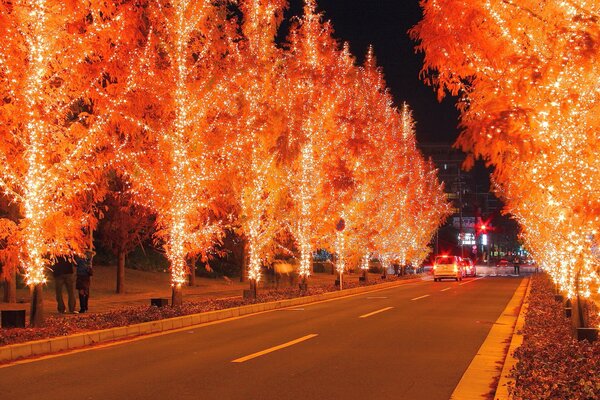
418 143 518 262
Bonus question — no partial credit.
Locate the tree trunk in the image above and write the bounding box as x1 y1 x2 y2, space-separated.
116 249 126 294
240 239 248 283
571 269 587 330
29 283 44 327
188 255 198 287
172 285 183 306
3 268 17 303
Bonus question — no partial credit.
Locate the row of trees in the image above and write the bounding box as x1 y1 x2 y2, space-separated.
0 0 449 325
412 0 599 325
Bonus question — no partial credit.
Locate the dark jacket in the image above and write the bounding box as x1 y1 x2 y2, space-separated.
76 256 93 277
52 257 74 276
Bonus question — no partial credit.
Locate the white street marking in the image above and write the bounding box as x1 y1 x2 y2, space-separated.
232 334 318 363
359 306 394 318
411 295 430 301
459 277 485 286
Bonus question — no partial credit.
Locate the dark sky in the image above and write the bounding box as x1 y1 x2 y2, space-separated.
282 0 460 144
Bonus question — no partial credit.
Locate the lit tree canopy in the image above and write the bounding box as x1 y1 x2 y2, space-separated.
0 0 451 314
0 0 141 286
411 0 600 297
112 0 242 303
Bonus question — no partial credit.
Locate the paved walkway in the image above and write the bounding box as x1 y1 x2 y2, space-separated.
1 266 406 317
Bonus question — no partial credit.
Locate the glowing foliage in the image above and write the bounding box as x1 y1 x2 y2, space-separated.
0 1 140 287
412 0 600 297
0 0 450 305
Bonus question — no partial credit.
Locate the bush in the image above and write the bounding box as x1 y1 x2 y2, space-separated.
510 274 600 399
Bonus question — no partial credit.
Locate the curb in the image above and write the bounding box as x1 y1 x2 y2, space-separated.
450 277 529 400
0 277 423 363
494 276 533 399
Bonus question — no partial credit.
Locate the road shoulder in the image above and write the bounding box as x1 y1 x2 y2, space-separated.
450 277 530 400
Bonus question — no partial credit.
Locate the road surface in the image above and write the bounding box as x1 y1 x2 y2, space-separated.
0 276 523 400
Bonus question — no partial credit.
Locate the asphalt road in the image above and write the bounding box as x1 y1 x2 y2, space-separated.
0 276 523 400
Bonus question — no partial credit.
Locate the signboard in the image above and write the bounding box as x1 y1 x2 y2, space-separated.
453 217 476 229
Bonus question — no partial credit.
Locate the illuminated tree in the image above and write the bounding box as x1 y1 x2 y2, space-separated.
412 0 599 314
114 0 239 305
230 0 289 296
279 0 355 286
0 1 141 325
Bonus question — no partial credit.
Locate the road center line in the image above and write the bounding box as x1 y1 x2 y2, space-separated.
459 277 485 286
440 288 451 292
232 334 318 363
359 306 394 318
411 294 430 301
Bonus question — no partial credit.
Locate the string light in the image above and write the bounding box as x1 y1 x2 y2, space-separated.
413 0 600 298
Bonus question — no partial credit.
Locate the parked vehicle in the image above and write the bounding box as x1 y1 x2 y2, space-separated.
433 255 463 282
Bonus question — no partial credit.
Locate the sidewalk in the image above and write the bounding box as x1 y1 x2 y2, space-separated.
0 265 412 318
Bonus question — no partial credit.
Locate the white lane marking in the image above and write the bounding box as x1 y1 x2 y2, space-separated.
359 306 394 318
232 334 318 363
459 277 485 286
440 288 451 292
411 295 430 301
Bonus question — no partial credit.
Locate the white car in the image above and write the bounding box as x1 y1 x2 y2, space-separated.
433 255 463 282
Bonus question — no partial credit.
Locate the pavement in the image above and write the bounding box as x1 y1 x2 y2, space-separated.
1 265 392 317
0 275 528 400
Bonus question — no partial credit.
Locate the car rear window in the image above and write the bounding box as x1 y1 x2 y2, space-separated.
435 257 454 265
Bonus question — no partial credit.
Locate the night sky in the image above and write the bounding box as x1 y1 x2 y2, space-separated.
282 0 461 144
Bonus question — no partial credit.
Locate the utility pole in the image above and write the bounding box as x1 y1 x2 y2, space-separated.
457 169 465 258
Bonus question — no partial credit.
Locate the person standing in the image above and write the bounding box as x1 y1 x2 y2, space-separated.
52 256 76 314
76 251 94 313
513 256 521 276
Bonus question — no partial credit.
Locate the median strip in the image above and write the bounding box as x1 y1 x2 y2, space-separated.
411 295 430 301
232 334 318 363
359 306 394 318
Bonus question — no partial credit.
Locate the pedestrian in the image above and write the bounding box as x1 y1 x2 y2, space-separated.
513 257 520 276
76 250 94 313
52 256 76 314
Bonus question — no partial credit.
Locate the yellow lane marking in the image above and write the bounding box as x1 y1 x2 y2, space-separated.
411 295 430 301
232 334 318 363
440 288 451 292
459 277 485 286
359 306 394 319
